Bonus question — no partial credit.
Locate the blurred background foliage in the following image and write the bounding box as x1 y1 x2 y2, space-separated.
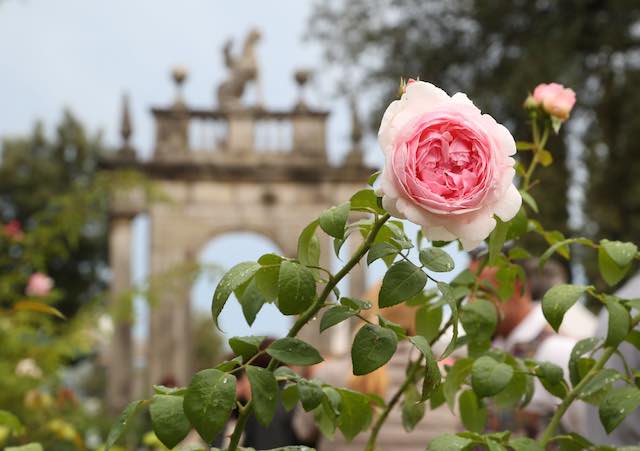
310 0 640 289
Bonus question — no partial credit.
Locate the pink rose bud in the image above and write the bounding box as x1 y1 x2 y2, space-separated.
523 94 538 110
532 83 576 120
4 220 23 240
378 80 521 250
26 272 54 297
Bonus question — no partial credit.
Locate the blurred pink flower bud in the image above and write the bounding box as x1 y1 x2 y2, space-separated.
533 83 576 120
26 272 54 297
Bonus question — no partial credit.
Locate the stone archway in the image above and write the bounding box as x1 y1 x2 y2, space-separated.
103 40 372 411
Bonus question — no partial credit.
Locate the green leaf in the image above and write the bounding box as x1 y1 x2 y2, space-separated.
267 338 323 366
255 254 282 301
282 384 299 411
340 297 372 310
539 237 593 267
578 368 622 403
351 189 384 214
336 388 372 441
488 217 509 265
149 395 191 449
428 434 472 451
229 335 265 362
319 201 351 239
237 278 267 326
509 437 544 451
605 300 631 347
379 261 428 308
247 365 279 425
535 362 568 399
471 356 514 398
599 385 640 433
439 282 460 359
536 362 564 385
367 242 399 266
506 207 528 241
541 284 588 332
298 379 324 411
549 433 593 451
516 141 535 150
626 330 640 351
105 400 146 450
215 356 242 372
601 239 638 267
461 299 497 340
401 383 425 432
0 409 22 434
599 245 631 286
537 148 553 166
444 358 473 410
211 262 260 328
5 445 43 451
320 305 358 332
368 171 381 186
351 324 397 375
153 385 187 396
520 190 539 213
459 390 487 433
376 315 406 340
419 247 455 272
569 338 601 386
277 261 316 315
493 356 529 408
297 220 320 267
410 335 441 400
542 229 570 258
183 369 236 443
415 305 443 342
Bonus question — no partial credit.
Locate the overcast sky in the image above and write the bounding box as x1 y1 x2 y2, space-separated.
0 0 467 347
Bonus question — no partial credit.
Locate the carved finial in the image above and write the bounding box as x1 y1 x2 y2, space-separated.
118 93 135 160
345 95 364 166
171 66 188 107
294 69 312 112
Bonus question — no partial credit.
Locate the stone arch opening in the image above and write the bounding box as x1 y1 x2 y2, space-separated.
191 231 292 341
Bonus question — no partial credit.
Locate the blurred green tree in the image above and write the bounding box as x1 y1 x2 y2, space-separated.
310 0 640 287
0 111 109 315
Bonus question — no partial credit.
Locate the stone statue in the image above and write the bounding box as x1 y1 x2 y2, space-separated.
217 28 262 111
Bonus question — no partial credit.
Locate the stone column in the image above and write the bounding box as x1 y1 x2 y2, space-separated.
106 217 134 413
147 219 194 388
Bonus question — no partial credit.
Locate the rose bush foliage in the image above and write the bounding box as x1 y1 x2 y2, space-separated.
99 81 639 451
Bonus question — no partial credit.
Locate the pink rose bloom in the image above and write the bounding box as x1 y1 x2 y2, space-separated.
532 83 576 120
26 272 54 297
378 81 521 250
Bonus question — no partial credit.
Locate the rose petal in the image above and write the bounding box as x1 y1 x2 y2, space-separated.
493 184 522 222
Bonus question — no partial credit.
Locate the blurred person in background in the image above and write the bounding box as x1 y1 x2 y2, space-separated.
472 257 595 437
583 272 640 445
293 283 459 451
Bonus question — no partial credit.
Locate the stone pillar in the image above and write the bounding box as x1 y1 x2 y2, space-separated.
147 231 194 388
106 217 134 413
